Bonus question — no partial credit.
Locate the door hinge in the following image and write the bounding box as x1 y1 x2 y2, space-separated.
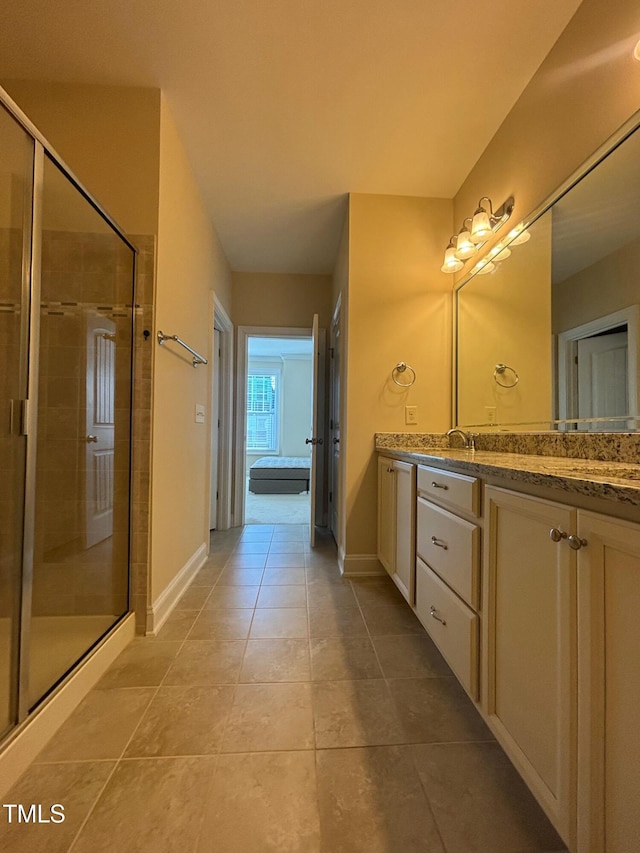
329 491 333 502
574 355 578 364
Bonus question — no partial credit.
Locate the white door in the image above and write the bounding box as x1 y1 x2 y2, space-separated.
329 304 341 542
84 314 116 548
577 331 628 430
309 314 320 547
210 328 221 530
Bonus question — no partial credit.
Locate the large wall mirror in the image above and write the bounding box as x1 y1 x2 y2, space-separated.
455 114 640 433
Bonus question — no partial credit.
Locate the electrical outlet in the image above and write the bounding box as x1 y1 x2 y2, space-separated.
405 405 418 425
195 404 205 424
485 406 497 425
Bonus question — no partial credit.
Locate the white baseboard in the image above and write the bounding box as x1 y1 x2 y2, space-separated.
341 553 386 578
0 612 135 799
147 543 208 635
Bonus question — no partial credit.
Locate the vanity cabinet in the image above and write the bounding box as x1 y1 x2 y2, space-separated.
377 456 416 604
414 465 481 699
483 486 577 846
576 512 640 853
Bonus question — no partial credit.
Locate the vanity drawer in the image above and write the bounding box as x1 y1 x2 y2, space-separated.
417 465 480 517
416 497 480 609
416 557 479 700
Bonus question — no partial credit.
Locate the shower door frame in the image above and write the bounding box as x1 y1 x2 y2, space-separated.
0 84 137 730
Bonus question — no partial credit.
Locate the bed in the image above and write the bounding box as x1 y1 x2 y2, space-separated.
249 456 311 494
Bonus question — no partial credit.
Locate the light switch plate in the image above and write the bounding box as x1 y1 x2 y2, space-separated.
195 404 205 424
485 406 497 425
405 405 418 425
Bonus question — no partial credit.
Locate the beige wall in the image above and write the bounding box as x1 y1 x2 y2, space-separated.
1 81 161 236
553 235 640 333
151 95 232 602
453 0 640 270
232 272 332 330
343 193 453 561
457 213 552 427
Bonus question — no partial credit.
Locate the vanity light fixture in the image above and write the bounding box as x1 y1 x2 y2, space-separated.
441 236 464 273
470 196 514 243
634 38 640 61
508 226 531 245
475 261 496 275
441 195 514 274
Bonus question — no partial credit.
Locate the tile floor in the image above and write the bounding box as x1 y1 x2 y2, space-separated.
2 525 567 852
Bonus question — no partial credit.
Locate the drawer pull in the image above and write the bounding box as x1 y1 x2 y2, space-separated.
431 536 448 550
431 481 448 490
429 605 447 626
549 527 567 543
568 535 588 551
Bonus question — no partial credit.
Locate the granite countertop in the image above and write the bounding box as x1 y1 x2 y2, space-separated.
377 445 640 507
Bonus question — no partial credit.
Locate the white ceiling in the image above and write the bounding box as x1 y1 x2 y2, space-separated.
0 0 582 274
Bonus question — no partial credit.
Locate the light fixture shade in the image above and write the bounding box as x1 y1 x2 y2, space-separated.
509 228 531 246
476 261 496 275
493 247 511 263
441 246 464 273
471 209 492 243
455 229 477 260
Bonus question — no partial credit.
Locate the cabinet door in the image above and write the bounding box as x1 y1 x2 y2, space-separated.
484 486 577 847
393 460 416 604
577 511 640 853
377 456 396 575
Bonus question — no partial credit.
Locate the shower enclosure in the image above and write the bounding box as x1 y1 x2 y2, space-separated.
0 89 134 740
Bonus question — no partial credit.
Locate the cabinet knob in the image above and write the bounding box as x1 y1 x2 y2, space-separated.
431 481 448 490
431 535 448 550
429 606 447 626
568 535 588 551
549 527 567 543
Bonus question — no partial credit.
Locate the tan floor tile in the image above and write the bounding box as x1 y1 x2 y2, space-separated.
153 609 200 641
197 751 319 852
304 552 339 570
250 607 308 638
239 530 273 542
234 540 271 554
191 565 224 586
361 603 425 636
308 604 368 638
1 761 116 853
312 679 405 748
174 586 211 610
204 585 260 608
189 608 254 640
269 541 305 554
412 742 566 852
351 577 407 607
36 687 154 762
257 584 307 608
226 554 267 569
218 567 264 585
261 567 306 585
240 639 311 683
271 527 306 541
124 685 235 757
310 637 382 681
387 677 492 743
164 640 245 685
372 633 452 678
71 757 215 853
265 553 306 568
316 746 444 853
97 640 181 688
305 583 356 608
221 683 314 752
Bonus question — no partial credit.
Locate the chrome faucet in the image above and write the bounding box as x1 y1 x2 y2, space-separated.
446 428 477 451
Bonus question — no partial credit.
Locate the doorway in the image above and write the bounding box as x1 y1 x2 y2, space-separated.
210 297 233 531
557 306 639 430
234 325 326 536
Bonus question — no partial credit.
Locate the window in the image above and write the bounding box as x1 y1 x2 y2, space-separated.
247 372 279 452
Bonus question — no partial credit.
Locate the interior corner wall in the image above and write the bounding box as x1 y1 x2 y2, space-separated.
453 0 640 263
151 94 232 604
232 272 333 329
0 80 161 236
344 193 453 559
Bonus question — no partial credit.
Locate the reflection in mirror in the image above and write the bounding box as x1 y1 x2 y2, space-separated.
456 119 640 432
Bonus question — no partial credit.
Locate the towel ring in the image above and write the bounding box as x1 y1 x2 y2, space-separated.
392 362 416 387
494 363 519 388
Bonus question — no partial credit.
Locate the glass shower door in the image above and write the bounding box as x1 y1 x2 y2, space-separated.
26 153 134 709
0 104 33 736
